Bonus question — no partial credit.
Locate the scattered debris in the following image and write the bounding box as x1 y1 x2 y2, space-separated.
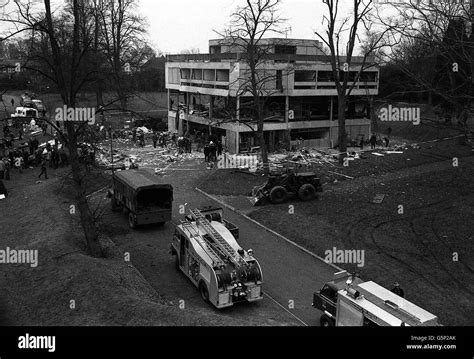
371 194 385 204
328 171 354 180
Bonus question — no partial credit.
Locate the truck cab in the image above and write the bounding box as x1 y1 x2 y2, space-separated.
313 271 363 326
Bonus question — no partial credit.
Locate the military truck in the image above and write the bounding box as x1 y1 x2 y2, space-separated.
110 169 173 229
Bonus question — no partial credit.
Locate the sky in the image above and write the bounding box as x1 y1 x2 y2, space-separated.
139 0 327 55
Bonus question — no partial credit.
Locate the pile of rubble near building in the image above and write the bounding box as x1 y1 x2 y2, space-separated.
95 141 204 170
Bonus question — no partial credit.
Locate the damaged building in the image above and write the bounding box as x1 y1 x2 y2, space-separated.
165 38 379 154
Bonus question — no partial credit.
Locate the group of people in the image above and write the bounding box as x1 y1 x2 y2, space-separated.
366 128 392 150
203 141 223 163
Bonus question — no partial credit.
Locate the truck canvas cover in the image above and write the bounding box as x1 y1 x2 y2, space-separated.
114 170 172 192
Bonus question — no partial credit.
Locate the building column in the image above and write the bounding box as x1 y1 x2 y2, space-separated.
185 92 190 136
236 96 240 121
209 95 214 135
329 96 334 148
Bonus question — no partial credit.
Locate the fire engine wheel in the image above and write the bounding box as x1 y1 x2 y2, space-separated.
128 212 137 229
269 186 288 204
199 282 209 303
298 184 317 201
320 314 334 327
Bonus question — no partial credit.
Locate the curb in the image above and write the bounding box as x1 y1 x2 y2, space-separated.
194 187 343 272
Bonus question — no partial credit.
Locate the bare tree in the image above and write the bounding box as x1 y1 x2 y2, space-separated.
179 47 201 55
374 0 474 124
97 0 148 110
1 0 103 256
218 0 286 173
315 0 393 161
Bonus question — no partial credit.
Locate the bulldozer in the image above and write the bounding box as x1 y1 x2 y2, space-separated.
251 171 323 206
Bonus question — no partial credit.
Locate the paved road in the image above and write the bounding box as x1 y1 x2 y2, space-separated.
98 157 341 326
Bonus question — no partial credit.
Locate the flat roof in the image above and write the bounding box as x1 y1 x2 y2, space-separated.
114 169 173 191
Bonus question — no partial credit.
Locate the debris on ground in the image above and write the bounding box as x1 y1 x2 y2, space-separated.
371 194 385 204
328 171 354 180
94 141 204 170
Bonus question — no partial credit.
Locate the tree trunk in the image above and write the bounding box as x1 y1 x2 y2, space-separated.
256 126 268 175
66 121 103 257
337 97 347 163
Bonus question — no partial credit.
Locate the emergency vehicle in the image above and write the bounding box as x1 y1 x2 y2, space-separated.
170 207 263 308
312 271 439 326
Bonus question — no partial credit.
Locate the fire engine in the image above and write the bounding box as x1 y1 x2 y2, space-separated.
312 271 439 326
170 207 263 308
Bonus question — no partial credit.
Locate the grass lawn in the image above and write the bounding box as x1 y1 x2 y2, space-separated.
199 137 474 326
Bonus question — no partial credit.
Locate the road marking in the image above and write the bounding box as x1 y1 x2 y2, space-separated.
263 292 308 326
195 187 343 272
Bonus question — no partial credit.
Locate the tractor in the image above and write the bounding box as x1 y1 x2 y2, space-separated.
251 171 322 206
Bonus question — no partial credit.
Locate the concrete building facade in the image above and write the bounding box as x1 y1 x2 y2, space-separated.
165 38 379 153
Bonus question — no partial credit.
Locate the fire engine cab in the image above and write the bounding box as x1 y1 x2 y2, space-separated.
312 271 439 326
170 207 263 308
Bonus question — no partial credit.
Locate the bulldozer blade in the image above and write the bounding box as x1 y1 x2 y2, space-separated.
251 194 267 206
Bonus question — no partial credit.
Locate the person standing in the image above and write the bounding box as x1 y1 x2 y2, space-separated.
209 141 217 162
203 144 210 163
152 132 158 148
370 134 377 150
391 282 405 298
38 157 48 179
46 149 52 168
0 157 5 180
4 157 10 180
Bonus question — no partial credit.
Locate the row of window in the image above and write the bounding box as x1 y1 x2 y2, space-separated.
295 70 377 83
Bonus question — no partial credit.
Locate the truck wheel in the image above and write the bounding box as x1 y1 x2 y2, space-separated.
269 186 288 204
199 282 209 303
111 198 121 212
128 212 137 229
320 314 334 327
298 184 317 201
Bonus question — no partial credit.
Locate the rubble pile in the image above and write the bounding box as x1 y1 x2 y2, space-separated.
265 148 338 172
95 141 204 170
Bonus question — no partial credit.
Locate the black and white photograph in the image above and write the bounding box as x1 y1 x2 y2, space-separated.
0 0 473 356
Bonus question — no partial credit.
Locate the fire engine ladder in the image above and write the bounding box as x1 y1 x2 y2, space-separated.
189 208 245 268
181 221 224 267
